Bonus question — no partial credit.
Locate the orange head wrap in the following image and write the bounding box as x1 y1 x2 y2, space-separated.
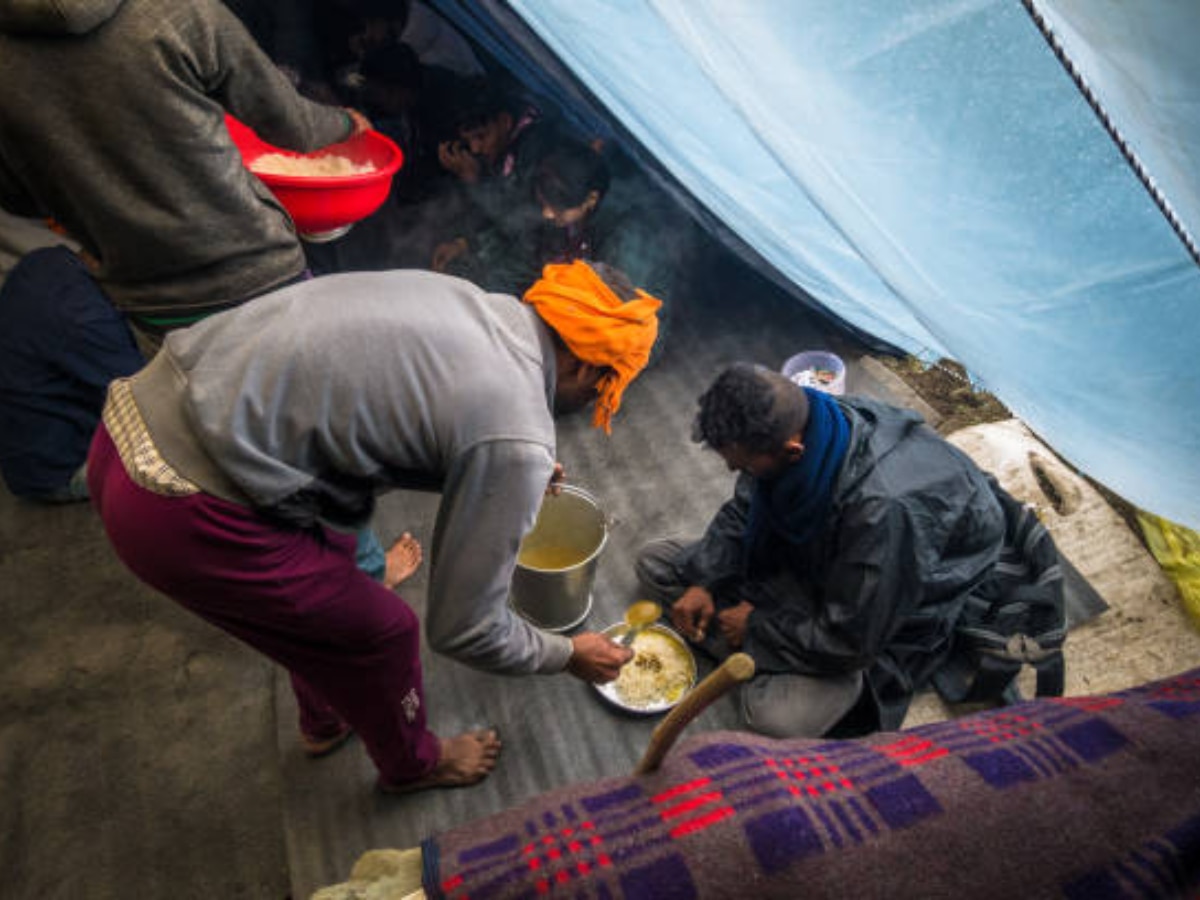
523 261 663 433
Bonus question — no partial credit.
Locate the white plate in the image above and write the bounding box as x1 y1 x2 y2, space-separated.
593 622 697 715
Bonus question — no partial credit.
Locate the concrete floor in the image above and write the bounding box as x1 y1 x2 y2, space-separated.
0 483 290 898
0 212 289 898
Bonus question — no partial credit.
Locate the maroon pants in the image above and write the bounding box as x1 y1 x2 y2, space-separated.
87 425 439 785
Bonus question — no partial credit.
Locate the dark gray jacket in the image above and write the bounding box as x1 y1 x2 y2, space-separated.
0 0 350 316
686 396 1006 730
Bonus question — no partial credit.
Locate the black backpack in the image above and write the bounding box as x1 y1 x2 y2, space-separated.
933 477 1067 706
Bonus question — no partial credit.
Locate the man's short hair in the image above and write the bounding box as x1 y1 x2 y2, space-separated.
587 261 637 301
452 80 520 132
693 363 809 453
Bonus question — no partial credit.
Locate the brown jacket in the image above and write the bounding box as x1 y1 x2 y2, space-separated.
0 0 350 316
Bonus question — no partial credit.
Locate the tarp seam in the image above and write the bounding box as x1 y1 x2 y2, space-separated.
1022 0 1200 269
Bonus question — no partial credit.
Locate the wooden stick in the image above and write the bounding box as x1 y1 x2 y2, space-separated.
635 652 755 774
327 656 755 898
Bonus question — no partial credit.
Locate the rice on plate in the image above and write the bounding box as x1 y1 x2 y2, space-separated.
595 624 696 714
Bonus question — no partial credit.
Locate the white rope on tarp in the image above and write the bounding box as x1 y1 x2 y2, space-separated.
1021 0 1200 269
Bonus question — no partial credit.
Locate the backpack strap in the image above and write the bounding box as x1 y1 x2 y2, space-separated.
933 478 1067 707
934 615 1066 705
932 637 1011 704
977 630 1066 700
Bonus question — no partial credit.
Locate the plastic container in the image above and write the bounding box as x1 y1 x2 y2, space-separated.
782 350 846 395
225 115 403 241
510 485 608 632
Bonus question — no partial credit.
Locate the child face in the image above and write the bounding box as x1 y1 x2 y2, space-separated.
459 113 512 167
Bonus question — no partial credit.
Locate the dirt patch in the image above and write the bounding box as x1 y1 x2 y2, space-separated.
878 356 1010 433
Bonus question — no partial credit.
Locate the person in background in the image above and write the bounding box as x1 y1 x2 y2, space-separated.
531 138 696 356
356 43 472 202
301 0 414 104
637 363 1023 738
431 81 563 278
220 0 315 82
0 246 144 503
393 0 484 79
299 42 477 276
0 0 370 357
435 135 694 346
267 0 483 106
87 261 661 794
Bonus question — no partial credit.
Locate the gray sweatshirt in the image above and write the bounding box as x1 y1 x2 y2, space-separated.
0 0 351 316
131 269 574 675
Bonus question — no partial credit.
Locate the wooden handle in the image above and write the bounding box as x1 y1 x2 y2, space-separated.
635 652 755 775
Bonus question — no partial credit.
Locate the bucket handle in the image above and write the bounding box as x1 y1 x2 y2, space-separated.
556 482 618 530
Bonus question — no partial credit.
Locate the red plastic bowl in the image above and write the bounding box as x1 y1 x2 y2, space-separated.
226 115 403 239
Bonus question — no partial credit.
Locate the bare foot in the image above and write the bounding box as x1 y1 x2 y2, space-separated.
380 728 502 795
383 532 423 589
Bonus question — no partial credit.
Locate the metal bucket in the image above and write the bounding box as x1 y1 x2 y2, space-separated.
510 485 607 632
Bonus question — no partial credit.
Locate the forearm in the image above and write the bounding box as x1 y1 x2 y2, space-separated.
207 1 351 151
424 441 572 674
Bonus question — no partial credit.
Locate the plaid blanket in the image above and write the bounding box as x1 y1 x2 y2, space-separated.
424 667 1200 899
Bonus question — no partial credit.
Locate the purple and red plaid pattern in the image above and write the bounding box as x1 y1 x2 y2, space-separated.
426 667 1200 899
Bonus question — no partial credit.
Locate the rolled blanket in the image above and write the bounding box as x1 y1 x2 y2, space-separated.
423 666 1200 899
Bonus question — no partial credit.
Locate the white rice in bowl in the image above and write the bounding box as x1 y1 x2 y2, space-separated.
614 630 693 708
250 152 376 177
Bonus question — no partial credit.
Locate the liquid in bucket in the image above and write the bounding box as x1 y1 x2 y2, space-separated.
510 485 608 632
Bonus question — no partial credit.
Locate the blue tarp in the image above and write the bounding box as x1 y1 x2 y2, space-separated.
444 0 1200 529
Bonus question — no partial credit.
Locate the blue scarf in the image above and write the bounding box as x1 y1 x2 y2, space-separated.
745 388 850 564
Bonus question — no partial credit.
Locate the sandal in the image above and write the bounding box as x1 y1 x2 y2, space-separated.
301 724 354 758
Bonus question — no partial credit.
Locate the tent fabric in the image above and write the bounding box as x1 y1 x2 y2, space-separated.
439 0 1200 530
429 1 899 353
1032 0 1200 266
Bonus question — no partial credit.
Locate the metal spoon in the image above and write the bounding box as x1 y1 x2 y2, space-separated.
618 600 662 648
